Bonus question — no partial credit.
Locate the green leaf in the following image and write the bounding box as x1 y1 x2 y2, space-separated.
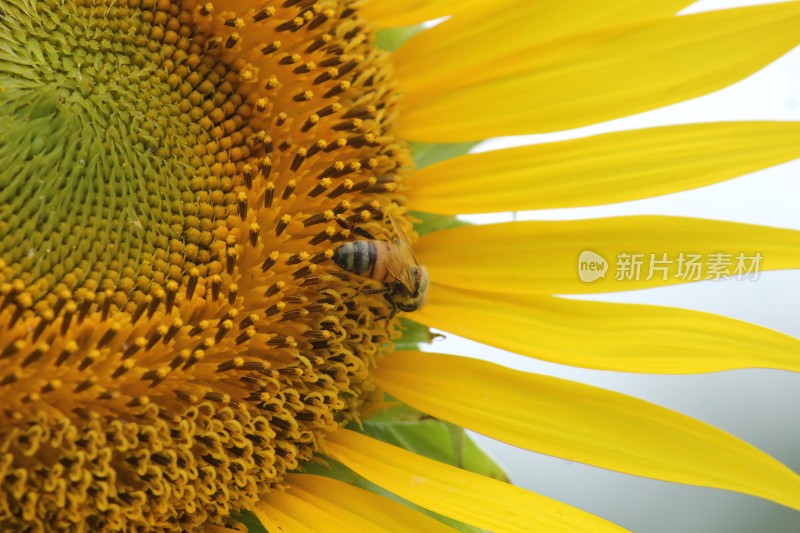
395 317 437 350
360 402 510 483
235 510 268 533
375 26 425 52
461 431 510 483
409 141 478 169
410 210 469 237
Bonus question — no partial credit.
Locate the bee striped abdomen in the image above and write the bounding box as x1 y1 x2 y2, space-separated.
333 240 393 280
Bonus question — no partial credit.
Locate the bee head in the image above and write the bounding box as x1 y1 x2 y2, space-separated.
413 266 429 301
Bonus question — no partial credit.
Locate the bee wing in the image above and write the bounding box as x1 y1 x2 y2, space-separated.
382 254 416 293
388 214 419 259
387 213 419 293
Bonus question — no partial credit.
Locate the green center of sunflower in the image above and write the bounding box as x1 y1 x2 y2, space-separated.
0 1 411 530
2 3 215 303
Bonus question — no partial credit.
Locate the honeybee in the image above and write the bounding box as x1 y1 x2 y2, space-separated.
333 214 428 317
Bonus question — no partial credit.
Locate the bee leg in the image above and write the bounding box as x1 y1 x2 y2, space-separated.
383 293 398 320
343 285 387 306
360 286 390 295
355 286 397 320
334 215 376 239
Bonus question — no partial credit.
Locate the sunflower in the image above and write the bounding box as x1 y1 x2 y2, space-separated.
2 0 800 531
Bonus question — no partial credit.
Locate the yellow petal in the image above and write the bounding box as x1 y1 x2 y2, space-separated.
396 3 800 142
324 429 628 533
363 0 684 30
394 1 694 90
416 285 800 373
361 0 487 29
374 352 800 511
417 217 800 295
254 491 335 533
256 474 454 533
406 122 800 214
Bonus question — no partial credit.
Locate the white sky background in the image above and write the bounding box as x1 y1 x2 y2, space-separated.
424 1 800 532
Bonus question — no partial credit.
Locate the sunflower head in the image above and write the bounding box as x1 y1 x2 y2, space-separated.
0 0 412 529
6 1 800 532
